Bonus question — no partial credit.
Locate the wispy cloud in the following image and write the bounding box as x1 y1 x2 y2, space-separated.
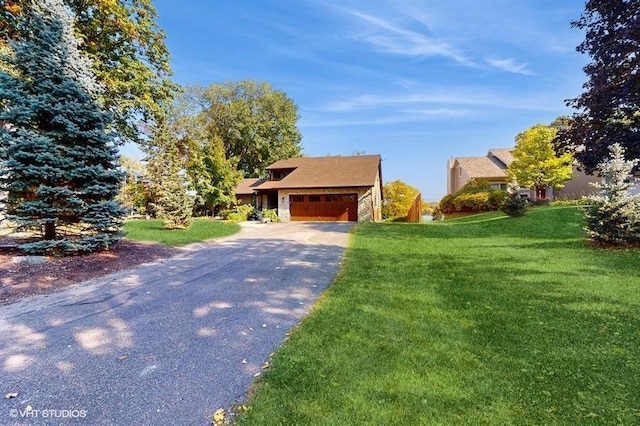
322 92 503 113
337 8 475 67
487 58 534 75
300 108 470 128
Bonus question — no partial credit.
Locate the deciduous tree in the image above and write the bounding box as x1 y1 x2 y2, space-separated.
560 0 640 172
382 180 420 220
117 156 149 215
0 0 125 254
508 124 574 200
191 81 302 177
1 0 175 143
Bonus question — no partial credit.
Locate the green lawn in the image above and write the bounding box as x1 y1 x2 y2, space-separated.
123 218 240 246
237 207 640 425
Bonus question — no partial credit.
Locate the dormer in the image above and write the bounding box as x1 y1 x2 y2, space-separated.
269 168 295 181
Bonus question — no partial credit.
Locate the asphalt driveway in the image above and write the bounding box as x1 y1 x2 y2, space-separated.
0 222 353 425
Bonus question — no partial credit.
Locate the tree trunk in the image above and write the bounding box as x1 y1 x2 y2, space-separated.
44 222 56 240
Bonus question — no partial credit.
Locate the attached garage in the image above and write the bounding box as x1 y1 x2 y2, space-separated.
289 194 358 222
237 155 383 222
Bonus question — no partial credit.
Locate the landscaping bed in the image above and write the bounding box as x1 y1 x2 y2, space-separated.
0 239 177 305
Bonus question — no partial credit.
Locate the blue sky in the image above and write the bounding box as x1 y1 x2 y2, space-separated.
131 0 588 201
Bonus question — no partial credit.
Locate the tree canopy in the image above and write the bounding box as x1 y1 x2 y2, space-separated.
560 0 640 172
0 0 124 254
382 180 420 220
188 81 303 178
1 0 175 143
508 124 574 200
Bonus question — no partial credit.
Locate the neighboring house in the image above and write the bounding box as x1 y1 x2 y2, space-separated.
234 155 383 222
447 148 601 200
447 149 513 194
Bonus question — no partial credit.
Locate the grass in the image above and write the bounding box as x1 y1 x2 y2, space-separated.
123 218 240 246
237 207 640 425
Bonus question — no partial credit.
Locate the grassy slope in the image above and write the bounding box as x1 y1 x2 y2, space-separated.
123 218 240 246
238 207 640 425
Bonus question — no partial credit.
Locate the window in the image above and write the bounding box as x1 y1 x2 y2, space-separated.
326 195 338 202
309 195 321 202
271 170 290 181
291 196 304 203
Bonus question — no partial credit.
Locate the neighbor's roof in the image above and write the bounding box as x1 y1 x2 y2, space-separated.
453 148 514 179
454 157 506 178
235 178 266 195
256 155 382 189
487 148 514 166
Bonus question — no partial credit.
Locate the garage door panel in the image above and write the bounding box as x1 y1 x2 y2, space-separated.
290 194 357 221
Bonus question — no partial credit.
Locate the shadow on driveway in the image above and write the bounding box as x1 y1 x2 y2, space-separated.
0 222 353 425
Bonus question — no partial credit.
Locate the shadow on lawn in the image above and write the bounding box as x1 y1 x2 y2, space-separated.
368 207 587 242
327 205 638 423
352 240 640 424
434 265 640 423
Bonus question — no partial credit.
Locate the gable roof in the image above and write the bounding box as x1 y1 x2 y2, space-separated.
453 148 513 179
454 157 507 178
487 148 514 167
235 178 266 195
256 155 382 190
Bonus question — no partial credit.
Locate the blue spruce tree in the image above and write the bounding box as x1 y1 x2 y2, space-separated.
0 0 125 254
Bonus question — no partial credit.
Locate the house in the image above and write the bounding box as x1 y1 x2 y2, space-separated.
447 148 601 200
447 148 513 195
234 178 262 206
235 155 383 222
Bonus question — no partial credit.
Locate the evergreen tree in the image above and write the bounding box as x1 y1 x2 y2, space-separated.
146 115 195 229
501 182 528 217
0 0 125 254
585 143 640 245
561 0 640 172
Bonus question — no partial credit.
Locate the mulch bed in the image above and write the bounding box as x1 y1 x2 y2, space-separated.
0 239 178 305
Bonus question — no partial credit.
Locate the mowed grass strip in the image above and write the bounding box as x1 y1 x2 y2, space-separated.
123 218 240 246
237 207 640 425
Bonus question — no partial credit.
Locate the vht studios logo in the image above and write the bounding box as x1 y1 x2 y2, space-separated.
9 407 87 419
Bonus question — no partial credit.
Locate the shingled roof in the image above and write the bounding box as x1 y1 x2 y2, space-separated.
453 148 514 179
255 155 382 190
454 157 507 178
235 178 267 195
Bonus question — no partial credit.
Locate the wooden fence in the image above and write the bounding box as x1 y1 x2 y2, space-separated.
405 193 422 223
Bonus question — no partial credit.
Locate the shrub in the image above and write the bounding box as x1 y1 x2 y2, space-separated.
226 212 245 223
452 192 490 211
217 209 232 220
550 198 595 206
261 208 278 222
439 194 455 213
431 206 445 221
531 198 551 207
501 192 528 217
235 204 256 220
439 180 507 213
488 190 507 209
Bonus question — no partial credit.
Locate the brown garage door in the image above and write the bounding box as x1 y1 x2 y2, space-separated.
290 194 358 221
